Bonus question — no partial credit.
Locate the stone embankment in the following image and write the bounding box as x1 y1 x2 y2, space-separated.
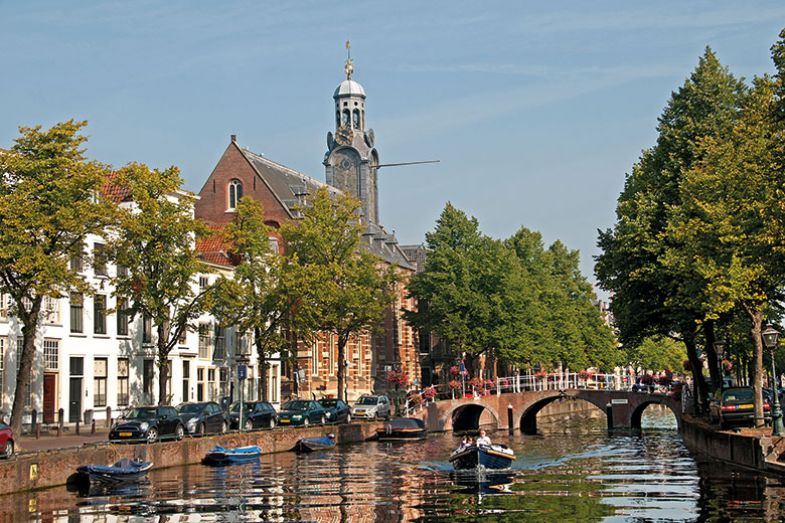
0 422 382 495
681 415 785 474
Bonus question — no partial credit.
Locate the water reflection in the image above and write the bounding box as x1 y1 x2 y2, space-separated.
8 404 785 521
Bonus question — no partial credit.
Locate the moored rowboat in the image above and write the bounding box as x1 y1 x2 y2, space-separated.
203 445 262 465
76 458 153 484
294 435 336 453
376 418 427 441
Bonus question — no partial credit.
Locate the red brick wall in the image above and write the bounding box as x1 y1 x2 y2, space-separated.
194 142 290 230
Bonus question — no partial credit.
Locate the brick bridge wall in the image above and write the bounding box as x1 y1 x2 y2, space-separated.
418 390 681 433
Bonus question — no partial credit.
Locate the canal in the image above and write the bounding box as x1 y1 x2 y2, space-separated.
9 402 785 521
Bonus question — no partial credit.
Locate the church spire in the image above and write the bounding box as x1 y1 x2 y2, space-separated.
344 40 354 80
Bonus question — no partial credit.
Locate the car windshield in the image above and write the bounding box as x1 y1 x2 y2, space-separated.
723 389 754 402
177 403 205 414
320 400 338 408
283 400 309 411
357 396 378 406
125 408 157 419
230 402 254 413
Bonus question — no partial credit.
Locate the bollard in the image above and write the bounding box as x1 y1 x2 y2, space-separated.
606 402 613 431
58 408 64 437
91 418 96 434
56 424 61 437
75 419 80 436
105 406 112 428
35 423 40 440
507 404 514 435
30 409 37 435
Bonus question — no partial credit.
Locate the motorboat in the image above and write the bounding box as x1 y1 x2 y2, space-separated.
294 435 336 453
376 417 427 441
449 443 515 470
76 457 153 484
202 445 262 465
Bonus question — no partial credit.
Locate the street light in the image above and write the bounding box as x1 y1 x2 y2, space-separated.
762 323 784 436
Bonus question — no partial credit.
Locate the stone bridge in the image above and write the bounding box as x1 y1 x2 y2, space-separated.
418 389 681 434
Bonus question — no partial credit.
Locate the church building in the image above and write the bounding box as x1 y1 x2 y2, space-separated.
194 50 420 402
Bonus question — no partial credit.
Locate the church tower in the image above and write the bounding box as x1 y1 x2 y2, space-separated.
325 42 379 224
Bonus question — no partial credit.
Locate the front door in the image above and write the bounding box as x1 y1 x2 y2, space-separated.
43 373 56 423
69 378 81 423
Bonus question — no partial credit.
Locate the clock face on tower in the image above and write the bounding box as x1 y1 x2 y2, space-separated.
331 150 360 197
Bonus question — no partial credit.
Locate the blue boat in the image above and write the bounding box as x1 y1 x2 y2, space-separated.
449 444 515 471
294 435 336 453
76 458 153 485
202 445 262 465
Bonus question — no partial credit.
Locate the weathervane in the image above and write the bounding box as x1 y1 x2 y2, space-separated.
344 40 354 80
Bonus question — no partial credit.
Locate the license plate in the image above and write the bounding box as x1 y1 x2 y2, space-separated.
279 419 290 424
739 404 753 409
119 432 132 437
356 411 365 415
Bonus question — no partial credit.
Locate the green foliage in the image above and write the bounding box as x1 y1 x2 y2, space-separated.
0 120 115 432
212 197 320 401
406 203 617 372
281 187 397 401
110 163 211 405
628 336 687 373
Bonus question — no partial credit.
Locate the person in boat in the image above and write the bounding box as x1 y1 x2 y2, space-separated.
476 429 492 446
459 435 471 450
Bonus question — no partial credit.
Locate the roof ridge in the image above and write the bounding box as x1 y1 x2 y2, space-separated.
240 147 333 190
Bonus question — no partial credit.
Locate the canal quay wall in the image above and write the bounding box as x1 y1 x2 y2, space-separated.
680 415 785 474
0 422 382 496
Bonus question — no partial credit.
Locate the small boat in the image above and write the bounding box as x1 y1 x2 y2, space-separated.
449 444 515 471
202 445 262 465
376 417 427 441
76 458 153 485
294 435 336 453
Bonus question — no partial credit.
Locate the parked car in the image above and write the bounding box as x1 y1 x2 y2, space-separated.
110 406 185 443
351 395 391 420
0 422 14 458
277 400 326 426
176 402 229 435
229 401 278 430
319 398 351 424
709 387 771 428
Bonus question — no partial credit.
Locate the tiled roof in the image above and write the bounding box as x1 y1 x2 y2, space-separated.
102 172 132 203
196 231 237 268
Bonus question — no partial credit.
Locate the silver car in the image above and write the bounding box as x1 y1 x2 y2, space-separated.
351 395 391 420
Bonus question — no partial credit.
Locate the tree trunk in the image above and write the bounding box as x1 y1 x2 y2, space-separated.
703 320 722 393
337 334 348 402
750 309 765 428
10 297 42 434
255 328 268 402
684 334 708 414
157 320 171 405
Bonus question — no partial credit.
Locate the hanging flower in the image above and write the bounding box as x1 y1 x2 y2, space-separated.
468 377 482 389
423 387 437 400
722 359 733 371
386 370 409 387
534 370 547 379
409 394 423 406
449 365 460 376
483 379 496 390
578 370 590 380
448 379 462 391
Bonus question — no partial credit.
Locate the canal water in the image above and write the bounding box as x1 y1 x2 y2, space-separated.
9 402 785 521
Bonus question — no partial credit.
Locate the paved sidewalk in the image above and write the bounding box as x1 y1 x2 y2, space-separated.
16 429 110 454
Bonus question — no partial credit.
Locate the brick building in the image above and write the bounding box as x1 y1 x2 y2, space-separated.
194 55 420 402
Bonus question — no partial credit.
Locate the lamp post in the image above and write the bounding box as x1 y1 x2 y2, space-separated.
235 333 250 432
714 338 727 387
762 324 783 436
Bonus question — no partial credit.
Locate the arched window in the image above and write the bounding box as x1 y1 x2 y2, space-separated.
228 179 243 211
342 110 350 127
352 109 360 129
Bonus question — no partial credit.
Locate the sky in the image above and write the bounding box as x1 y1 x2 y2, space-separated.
2 1 785 294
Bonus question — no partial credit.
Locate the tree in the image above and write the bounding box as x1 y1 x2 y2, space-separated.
281 188 397 402
405 204 533 369
111 163 211 405
0 120 114 433
665 76 784 426
595 48 745 412
628 336 688 374
212 197 319 401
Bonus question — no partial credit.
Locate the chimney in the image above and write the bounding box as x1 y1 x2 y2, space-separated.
230 134 237 143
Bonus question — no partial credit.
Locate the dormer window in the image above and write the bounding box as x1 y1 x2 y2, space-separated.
228 179 243 211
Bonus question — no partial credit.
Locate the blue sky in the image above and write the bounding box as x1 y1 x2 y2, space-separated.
2 1 784 291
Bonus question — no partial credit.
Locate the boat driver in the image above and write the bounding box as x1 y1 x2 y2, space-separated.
476 429 492 446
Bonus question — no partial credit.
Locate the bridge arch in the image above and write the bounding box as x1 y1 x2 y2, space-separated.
630 398 681 430
447 402 502 432
519 393 608 434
